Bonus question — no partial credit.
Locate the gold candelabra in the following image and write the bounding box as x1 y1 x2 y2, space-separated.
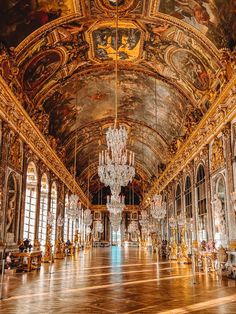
42 223 53 263
169 227 177 260
55 225 64 259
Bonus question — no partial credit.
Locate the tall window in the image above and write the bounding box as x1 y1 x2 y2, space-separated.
175 184 182 216
50 182 57 249
64 194 69 241
196 165 207 241
23 162 37 241
38 174 48 250
185 176 192 219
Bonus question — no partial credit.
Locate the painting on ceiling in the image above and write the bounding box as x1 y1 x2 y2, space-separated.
90 21 142 61
22 50 62 91
158 0 236 49
43 71 189 149
170 49 209 91
0 0 76 47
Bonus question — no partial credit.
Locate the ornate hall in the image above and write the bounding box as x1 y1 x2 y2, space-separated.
0 0 236 313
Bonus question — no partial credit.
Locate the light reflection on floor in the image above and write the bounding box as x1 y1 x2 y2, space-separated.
0 247 236 313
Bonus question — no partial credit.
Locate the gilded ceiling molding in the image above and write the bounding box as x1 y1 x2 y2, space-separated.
144 75 236 204
0 76 89 207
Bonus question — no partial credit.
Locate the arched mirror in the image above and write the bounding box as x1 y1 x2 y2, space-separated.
175 184 182 216
6 172 19 243
38 173 49 250
23 162 37 242
185 176 192 220
196 164 207 242
63 193 69 242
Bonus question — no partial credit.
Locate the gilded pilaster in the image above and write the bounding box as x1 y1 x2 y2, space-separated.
222 123 236 248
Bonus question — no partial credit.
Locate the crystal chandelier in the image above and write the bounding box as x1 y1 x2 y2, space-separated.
106 194 125 215
139 210 149 234
67 194 81 220
98 145 135 197
150 194 167 221
84 208 92 227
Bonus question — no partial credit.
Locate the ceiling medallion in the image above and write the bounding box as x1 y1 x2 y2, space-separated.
97 0 134 12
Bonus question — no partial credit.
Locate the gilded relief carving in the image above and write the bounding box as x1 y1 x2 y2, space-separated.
211 137 224 173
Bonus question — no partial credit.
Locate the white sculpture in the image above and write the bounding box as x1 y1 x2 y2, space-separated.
212 194 226 235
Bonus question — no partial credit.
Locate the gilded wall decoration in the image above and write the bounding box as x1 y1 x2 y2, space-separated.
88 21 142 61
0 0 77 47
8 135 23 171
157 0 236 49
211 136 225 173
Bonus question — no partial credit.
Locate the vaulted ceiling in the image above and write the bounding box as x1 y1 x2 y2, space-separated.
0 0 234 203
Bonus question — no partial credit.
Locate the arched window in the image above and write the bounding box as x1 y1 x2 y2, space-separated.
185 176 192 219
50 182 57 249
196 164 207 241
175 184 181 216
23 162 37 241
64 194 69 241
38 174 49 250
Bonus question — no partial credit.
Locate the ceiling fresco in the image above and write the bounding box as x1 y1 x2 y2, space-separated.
88 21 142 61
0 0 233 202
157 0 236 50
0 0 78 48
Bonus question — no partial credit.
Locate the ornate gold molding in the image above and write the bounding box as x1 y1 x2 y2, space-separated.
0 76 89 206
144 75 236 204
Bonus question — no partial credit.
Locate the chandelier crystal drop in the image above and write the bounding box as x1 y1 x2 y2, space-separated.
107 194 125 215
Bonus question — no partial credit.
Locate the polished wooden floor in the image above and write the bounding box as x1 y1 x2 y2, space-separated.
1 247 236 313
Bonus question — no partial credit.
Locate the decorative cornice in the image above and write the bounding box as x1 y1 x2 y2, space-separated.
143 75 236 204
0 76 89 207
